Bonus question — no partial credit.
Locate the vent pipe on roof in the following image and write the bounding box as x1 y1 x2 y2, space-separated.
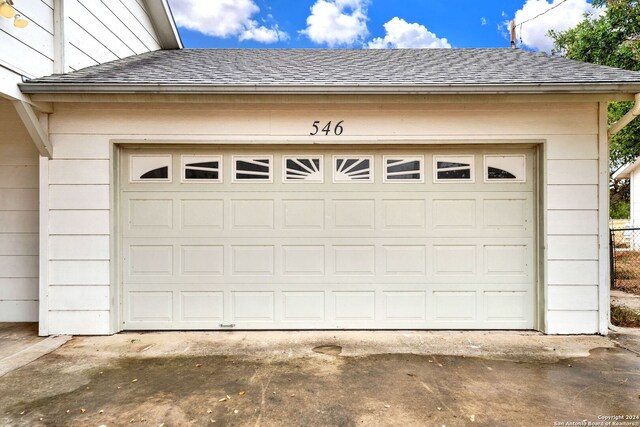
609 93 640 137
510 21 517 48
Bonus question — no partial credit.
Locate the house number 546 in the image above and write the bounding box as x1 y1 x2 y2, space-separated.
310 120 344 136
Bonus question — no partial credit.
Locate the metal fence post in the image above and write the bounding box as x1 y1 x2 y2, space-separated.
610 229 615 289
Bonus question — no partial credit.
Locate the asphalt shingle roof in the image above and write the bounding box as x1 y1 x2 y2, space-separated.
21 48 640 92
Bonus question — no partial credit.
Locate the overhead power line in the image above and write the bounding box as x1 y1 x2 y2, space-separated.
511 0 571 48
515 0 570 27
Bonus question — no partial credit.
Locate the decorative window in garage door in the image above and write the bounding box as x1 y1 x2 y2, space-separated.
434 155 474 182
233 156 273 182
283 156 323 182
130 155 172 182
182 156 222 182
484 155 526 182
333 156 373 183
383 156 424 182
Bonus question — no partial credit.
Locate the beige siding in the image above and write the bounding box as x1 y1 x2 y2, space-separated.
0 103 39 321
545 133 600 333
47 130 111 333
547 310 598 334
45 101 604 335
66 0 161 72
48 310 110 335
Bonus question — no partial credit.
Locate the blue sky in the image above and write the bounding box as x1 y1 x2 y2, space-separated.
168 0 599 52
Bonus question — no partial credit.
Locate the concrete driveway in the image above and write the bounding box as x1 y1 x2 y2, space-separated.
0 326 639 427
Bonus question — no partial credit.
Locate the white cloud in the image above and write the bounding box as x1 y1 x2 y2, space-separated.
513 0 601 52
169 0 288 43
240 23 288 43
301 0 369 47
481 17 488 26
367 17 451 49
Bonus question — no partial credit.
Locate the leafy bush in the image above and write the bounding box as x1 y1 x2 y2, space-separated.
611 200 630 219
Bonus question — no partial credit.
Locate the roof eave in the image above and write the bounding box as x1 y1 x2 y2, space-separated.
19 83 640 95
142 0 183 49
613 157 640 180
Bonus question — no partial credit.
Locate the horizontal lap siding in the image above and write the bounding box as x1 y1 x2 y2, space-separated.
46 102 603 335
49 103 599 136
66 0 160 71
0 0 53 78
546 134 600 334
47 133 111 334
0 103 39 321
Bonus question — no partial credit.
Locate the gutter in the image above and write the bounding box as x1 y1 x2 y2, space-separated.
609 93 640 137
17 82 640 95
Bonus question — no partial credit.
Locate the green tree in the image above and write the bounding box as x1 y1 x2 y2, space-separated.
549 0 640 218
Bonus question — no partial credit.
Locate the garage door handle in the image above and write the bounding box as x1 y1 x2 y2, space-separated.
219 323 236 328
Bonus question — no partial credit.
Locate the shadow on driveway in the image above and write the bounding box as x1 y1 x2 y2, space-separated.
0 331 638 426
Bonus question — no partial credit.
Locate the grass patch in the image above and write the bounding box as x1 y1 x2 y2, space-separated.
611 304 640 328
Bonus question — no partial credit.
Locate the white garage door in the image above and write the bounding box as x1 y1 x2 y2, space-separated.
120 146 537 330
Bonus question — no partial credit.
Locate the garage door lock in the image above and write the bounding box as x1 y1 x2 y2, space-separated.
219 323 236 328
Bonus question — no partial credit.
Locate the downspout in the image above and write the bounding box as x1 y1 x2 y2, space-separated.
609 93 640 137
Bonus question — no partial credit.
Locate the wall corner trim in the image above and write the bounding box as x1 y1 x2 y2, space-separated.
598 102 611 335
38 156 50 336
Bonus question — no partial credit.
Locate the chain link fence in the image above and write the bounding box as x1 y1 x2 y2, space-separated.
610 227 640 293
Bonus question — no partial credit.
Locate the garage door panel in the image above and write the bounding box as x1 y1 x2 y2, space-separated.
129 245 173 276
121 147 536 330
180 246 224 275
232 246 275 275
484 198 528 230
232 292 275 322
282 199 325 229
484 291 530 322
433 291 478 321
282 292 326 321
122 238 533 284
128 291 173 322
334 292 376 321
432 199 477 230
129 199 174 229
181 199 224 229
122 286 534 328
383 292 427 321
231 200 275 229
282 246 325 275
332 199 376 229
382 199 426 229
180 291 224 321
484 245 528 276
333 246 376 275
383 245 427 275
433 245 477 275
123 193 532 239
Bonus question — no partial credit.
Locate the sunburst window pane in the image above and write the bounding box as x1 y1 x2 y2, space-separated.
333 156 373 183
283 156 323 182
